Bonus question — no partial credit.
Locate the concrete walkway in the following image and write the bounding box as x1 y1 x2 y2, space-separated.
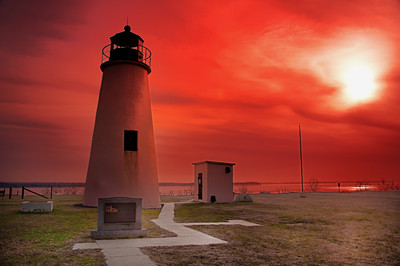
73 202 259 266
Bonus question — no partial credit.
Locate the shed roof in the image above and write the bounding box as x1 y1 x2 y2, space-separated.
192 161 235 166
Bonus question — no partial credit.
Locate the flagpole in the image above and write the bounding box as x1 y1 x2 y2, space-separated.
299 123 304 195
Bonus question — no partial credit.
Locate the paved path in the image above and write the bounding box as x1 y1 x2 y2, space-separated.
73 202 259 266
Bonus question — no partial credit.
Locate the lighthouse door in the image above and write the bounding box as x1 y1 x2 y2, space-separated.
197 173 203 200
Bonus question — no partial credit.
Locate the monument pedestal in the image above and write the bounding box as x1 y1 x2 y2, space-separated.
92 197 146 239
20 201 53 212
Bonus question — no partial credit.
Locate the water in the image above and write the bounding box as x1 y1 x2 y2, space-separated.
233 182 379 194
4 181 395 198
159 185 194 196
3 187 84 198
159 181 384 196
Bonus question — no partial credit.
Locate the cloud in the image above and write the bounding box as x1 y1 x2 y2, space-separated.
0 0 88 55
0 0 399 184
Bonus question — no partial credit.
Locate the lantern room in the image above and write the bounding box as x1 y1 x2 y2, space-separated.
101 25 151 72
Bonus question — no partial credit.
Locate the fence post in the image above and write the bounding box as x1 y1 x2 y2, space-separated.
9 186 12 199
22 187 24 199
51 186 53 199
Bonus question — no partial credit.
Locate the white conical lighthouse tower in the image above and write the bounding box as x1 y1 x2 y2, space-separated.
83 25 161 208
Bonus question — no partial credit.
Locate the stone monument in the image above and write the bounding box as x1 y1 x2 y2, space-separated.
91 197 147 239
20 201 53 212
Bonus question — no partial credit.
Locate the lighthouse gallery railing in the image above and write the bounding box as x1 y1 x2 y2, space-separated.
101 44 151 67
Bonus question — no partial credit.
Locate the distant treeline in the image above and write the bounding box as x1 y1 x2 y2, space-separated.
2 182 195 188
157 181 393 186
159 182 194 186
0 182 85 188
1 181 262 188
0 180 391 189
159 182 262 186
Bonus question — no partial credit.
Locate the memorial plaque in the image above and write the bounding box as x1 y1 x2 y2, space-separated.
104 202 136 223
92 197 147 239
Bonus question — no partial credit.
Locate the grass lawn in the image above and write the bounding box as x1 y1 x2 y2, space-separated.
0 194 168 265
1 192 399 265
144 191 400 265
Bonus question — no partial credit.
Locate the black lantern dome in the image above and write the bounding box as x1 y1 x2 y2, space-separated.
101 25 151 72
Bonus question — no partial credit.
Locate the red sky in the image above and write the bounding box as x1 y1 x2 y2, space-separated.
0 0 399 184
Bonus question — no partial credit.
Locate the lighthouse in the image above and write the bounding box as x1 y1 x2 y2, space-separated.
83 25 161 208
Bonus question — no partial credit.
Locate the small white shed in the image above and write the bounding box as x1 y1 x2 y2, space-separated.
192 161 235 203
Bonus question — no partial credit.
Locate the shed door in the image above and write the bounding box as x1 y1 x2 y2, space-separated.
197 173 203 200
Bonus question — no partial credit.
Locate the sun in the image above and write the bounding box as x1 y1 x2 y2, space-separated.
342 65 378 103
303 30 392 108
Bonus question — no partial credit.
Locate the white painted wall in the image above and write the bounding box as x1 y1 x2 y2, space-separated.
193 161 234 203
207 163 234 203
193 162 207 202
83 60 161 208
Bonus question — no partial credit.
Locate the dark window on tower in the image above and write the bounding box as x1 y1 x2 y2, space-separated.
124 130 138 151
